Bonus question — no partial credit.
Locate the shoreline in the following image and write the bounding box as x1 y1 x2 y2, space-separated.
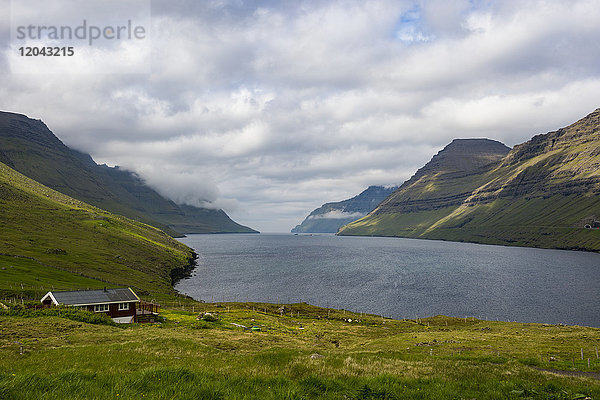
169 250 199 287
336 231 600 254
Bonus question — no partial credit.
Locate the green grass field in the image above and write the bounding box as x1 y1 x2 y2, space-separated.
1 303 598 399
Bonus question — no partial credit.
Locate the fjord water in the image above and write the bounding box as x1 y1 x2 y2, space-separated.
176 234 600 327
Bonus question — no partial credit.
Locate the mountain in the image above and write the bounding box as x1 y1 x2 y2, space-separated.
339 109 600 252
0 111 257 235
0 160 195 300
350 139 512 216
291 185 398 233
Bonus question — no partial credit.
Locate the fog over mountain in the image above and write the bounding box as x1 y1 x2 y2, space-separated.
1 0 600 231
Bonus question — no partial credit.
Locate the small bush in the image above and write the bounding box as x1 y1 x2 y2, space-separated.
200 312 219 322
192 320 217 329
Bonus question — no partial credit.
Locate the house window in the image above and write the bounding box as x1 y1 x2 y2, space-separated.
118 303 130 311
94 304 109 312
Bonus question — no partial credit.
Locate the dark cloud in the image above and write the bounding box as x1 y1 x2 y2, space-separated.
2 0 600 231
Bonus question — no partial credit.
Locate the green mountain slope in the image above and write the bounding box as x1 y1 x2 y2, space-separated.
339 110 600 251
291 185 398 233
0 160 196 300
0 111 257 235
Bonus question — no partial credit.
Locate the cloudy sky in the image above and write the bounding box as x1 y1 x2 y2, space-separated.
2 0 600 232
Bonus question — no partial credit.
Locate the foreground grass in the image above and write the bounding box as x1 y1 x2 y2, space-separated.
1 304 598 399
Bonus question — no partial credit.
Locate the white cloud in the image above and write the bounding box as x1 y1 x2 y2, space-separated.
1 0 600 232
308 211 366 220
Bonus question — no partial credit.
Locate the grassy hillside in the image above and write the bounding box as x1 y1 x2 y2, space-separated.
0 111 257 235
0 161 195 301
340 196 600 250
340 110 600 251
0 303 598 399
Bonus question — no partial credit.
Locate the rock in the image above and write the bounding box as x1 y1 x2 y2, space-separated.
310 353 324 359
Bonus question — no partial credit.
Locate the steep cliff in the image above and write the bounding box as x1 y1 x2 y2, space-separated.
339 109 600 251
372 139 510 214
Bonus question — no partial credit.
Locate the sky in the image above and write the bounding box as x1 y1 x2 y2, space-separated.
1 0 600 232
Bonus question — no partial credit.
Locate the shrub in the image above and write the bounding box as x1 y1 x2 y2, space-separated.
192 320 217 330
201 312 219 322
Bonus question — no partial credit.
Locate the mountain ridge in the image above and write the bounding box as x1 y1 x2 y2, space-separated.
339 109 600 252
0 111 257 235
372 138 511 215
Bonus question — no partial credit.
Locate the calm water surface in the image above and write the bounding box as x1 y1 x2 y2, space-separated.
176 234 600 327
